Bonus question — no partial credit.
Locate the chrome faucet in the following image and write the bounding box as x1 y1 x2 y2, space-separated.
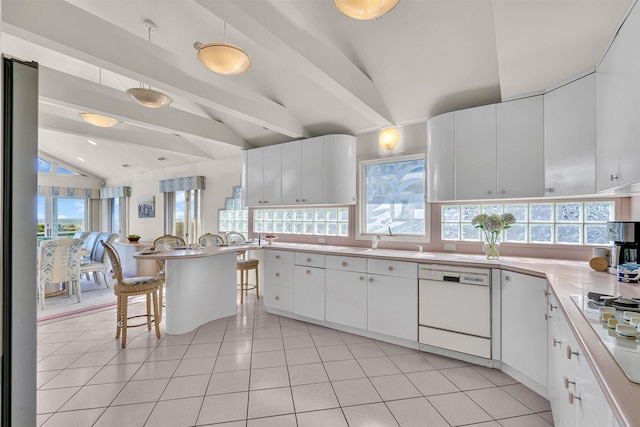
372 235 381 249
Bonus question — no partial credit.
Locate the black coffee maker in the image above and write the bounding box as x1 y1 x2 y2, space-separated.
607 221 640 274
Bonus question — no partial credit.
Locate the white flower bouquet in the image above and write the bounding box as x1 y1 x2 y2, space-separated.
471 213 516 259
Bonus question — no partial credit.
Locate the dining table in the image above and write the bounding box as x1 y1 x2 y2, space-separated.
133 243 259 334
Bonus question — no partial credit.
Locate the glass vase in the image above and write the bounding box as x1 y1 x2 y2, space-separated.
484 242 500 260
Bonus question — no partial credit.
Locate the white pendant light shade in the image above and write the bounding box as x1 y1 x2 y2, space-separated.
79 113 119 128
378 127 400 151
194 42 252 75
126 87 173 108
334 0 400 20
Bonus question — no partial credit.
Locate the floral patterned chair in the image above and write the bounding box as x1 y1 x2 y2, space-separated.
198 233 225 247
152 234 186 321
37 238 84 310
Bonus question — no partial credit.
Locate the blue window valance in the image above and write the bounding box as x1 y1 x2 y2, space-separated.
100 186 131 198
159 176 205 193
37 186 100 199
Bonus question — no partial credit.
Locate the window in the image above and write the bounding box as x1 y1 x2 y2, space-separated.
37 158 51 173
166 189 201 244
441 201 614 245
219 186 248 233
37 195 86 243
359 154 426 238
253 207 350 236
37 156 83 175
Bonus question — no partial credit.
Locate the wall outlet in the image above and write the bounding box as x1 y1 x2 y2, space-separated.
444 243 456 251
318 237 326 244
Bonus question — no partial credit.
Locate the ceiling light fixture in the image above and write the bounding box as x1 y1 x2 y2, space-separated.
333 0 400 20
126 20 173 108
194 22 251 75
79 112 119 128
378 127 400 154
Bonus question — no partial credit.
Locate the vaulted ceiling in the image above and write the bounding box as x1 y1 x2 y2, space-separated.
1 0 632 179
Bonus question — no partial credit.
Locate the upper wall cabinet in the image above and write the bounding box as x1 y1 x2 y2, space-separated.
427 112 455 202
544 74 596 197
245 144 282 206
596 4 640 192
243 134 356 207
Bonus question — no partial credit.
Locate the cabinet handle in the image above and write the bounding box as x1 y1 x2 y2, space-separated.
487 190 493 194
568 391 581 405
306 270 311 274
566 345 579 360
296 199 301 202
564 376 575 389
263 200 268 204
544 290 551 297
544 313 551 321
504 275 511 281
302 198 307 202
275 272 280 277
545 187 555 193
306 258 311 262
258 201 263 204
275 255 280 260
388 266 394 271
500 190 506 194
342 261 348 267
553 338 561 347
359 276 365 281
275 296 279 301
369 277 374 282
611 174 619 181
549 303 558 312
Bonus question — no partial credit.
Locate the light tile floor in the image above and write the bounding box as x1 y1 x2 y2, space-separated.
36 294 555 427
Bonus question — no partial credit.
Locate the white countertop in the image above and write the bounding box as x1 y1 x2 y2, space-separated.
262 242 640 427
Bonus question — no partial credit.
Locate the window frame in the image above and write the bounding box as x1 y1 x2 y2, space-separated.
357 153 430 243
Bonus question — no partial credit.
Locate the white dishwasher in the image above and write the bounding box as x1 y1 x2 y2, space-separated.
419 264 492 359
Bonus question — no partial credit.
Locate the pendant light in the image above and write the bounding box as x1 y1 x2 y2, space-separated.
79 112 119 128
126 20 173 108
334 0 400 20
194 22 251 76
378 127 400 154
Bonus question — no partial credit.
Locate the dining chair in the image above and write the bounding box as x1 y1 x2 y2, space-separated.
37 238 84 310
80 232 118 288
73 231 90 240
101 241 161 348
199 233 225 247
152 234 186 321
225 232 259 304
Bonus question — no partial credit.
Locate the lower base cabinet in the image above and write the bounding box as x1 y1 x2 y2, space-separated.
325 269 367 330
368 273 417 341
264 284 293 312
293 265 326 321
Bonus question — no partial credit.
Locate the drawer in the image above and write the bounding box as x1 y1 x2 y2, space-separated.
265 249 294 265
264 284 293 312
326 255 367 273
368 258 417 279
295 252 326 268
264 262 294 287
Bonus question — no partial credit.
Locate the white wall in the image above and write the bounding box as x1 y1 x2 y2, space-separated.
105 154 243 243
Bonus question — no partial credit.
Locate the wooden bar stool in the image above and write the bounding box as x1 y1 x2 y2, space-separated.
102 241 161 348
226 231 259 304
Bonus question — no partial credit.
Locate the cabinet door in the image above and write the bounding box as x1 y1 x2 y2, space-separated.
324 134 356 205
455 105 497 200
427 112 455 202
294 265 326 320
367 274 417 341
262 144 282 206
497 96 544 198
544 74 596 197
326 269 367 330
301 138 324 204
281 141 301 205
245 148 264 206
501 271 547 388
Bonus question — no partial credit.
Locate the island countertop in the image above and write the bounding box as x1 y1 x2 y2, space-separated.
261 242 640 427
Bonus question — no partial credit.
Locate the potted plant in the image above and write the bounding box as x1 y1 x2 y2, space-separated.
127 234 141 243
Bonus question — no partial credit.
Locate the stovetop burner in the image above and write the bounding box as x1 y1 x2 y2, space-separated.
587 292 640 312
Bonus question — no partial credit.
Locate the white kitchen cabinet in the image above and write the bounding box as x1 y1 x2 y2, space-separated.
324 134 357 205
496 96 544 198
282 137 324 205
455 104 497 200
293 252 326 320
501 270 547 391
367 260 417 341
544 74 596 196
596 3 640 192
426 112 455 202
245 144 282 206
263 249 295 311
325 255 368 330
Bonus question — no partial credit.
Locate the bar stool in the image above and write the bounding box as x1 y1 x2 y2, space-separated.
152 234 186 322
101 241 161 348
226 232 259 304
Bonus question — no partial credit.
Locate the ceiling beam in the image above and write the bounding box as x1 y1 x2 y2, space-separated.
196 0 394 127
2 0 308 138
39 66 248 149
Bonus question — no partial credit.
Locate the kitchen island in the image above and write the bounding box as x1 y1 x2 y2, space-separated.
133 245 256 334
